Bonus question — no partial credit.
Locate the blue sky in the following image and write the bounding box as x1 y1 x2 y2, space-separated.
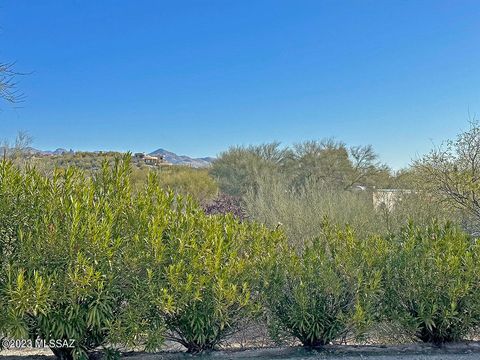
1 0 479 169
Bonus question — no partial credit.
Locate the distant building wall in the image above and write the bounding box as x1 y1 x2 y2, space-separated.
372 189 413 211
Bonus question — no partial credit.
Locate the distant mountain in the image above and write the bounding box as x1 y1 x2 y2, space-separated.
52 148 70 155
149 148 214 168
23 147 71 155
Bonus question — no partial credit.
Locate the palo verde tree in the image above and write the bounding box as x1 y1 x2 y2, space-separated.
290 140 390 190
210 142 290 197
211 140 390 199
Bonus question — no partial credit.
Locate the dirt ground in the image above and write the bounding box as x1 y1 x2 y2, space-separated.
2 342 480 360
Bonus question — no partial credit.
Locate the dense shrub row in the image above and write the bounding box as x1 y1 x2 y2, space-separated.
1 157 480 360
0 157 282 359
264 221 480 346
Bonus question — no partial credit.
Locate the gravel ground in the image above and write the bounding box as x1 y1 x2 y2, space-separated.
2 342 480 360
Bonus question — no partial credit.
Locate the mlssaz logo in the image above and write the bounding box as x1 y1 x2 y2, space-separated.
37 339 76 349
1 338 76 349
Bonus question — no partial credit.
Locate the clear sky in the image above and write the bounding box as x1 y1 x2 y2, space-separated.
1 1 479 169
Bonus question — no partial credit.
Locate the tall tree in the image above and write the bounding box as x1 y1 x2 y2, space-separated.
291 139 351 189
210 142 289 197
416 121 480 233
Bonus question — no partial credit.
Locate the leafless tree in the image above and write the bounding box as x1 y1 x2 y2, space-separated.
416 121 480 234
0 62 24 105
0 61 29 161
1 130 33 161
346 144 387 190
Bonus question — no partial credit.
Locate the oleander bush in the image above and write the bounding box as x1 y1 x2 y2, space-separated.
264 221 386 346
0 156 283 357
0 157 143 360
384 222 480 343
0 162 53 334
138 177 283 352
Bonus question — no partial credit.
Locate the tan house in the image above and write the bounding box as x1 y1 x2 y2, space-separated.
133 152 170 166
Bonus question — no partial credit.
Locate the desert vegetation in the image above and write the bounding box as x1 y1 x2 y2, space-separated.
1 124 480 360
263 221 387 346
0 154 282 359
384 222 480 343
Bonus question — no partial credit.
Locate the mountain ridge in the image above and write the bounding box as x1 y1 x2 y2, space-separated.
20 147 215 168
149 148 214 168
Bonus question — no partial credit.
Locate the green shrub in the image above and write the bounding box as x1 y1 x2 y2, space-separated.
139 178 283 353
384 222 480 343
156 166 218 203
0 157 142 360
245 177 378 246
0 163 53 332
0 156 281 356
264 222 385 346
244 174 453 249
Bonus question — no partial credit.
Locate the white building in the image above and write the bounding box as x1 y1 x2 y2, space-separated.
372 189 413 211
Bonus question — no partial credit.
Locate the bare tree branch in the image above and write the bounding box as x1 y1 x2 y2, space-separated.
0 62 26 104
415 121 480 233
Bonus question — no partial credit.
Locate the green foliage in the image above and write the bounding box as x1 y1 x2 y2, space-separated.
155 166 218 203
264 222 386 346
244 174 449 249
245 177 374 246
210 143 288 197
27 151 218 203
0 155 281 357
137 178 283 352
384 222 480 343
2 143 480 356
289 140 386 190
29 151 122 174
0 162 29 329
0 156 143 360
210 140 391 198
